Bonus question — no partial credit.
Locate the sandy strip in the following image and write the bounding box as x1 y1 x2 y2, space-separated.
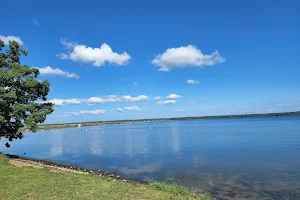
9 158 88 174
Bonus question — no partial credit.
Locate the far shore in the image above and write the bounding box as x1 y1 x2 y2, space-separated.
20 111 300 132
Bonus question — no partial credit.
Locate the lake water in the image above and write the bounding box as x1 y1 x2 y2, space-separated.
1 116 300 200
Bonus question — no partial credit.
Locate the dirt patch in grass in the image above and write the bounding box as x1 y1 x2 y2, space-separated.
5 154 147 184
9 158 88 174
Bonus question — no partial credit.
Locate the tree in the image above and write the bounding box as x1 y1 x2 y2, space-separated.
0 39 54 147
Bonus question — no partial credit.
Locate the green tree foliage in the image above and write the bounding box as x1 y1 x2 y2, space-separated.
0 39 54 147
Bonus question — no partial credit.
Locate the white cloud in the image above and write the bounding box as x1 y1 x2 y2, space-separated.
80 95 149 104
0 35 23 45
176 109 186 112
48 95 148 106
57 38 130 67
86 97 103 103
111 108 124 112
65 109 106 117
188 101 196 104
57 53 68 59
166 94 182 99
157 100 176 105
153 96 161 100
133 82 137 86
123 95 148 102
49 98 82 106
38 66 80 79
187 79 199 84
86 96 118 104
124 106 142 111
151 45 225 72
33 19 40 26
111 106 143 112
60 38 77 49
76 109 106 115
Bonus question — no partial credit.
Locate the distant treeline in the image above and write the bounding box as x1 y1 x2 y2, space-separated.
167 111 300 120
23 111 300 131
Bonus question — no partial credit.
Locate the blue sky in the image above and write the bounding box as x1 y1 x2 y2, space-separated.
1 0 299 123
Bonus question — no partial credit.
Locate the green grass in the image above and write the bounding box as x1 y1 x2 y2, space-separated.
0 154 210 200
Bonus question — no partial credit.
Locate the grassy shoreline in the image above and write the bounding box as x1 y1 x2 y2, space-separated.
0 154 210 199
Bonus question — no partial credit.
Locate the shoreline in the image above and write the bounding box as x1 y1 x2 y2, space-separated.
22 110 300 132
3 153 147 185
0 154 210 199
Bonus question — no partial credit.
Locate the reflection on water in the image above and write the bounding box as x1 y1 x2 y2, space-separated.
1 116 300 199
88 133 102 156
49 132 63 157
171 124 180 157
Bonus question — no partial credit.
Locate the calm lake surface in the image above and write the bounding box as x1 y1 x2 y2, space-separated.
1 116 300 199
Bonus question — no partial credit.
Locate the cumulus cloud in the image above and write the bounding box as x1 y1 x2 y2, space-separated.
123 95 148 102
62 109 106 117
111 108 124 112
57 38 130 67
48 95 148 106
0 35 23 45
151 45 225 72
176 109 186 112
153 96 161 100
72 95 148 104
124 106 142 111
38 66 79 79
49 98 82 106
60 109 106 118
33 19 40 26
85 96 120 104
111 106 143 112
157 100 176 105
76 109 106 115
166 94 182 99
187 79 199 84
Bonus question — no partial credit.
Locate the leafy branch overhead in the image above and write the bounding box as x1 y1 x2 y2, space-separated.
0 39 54 147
